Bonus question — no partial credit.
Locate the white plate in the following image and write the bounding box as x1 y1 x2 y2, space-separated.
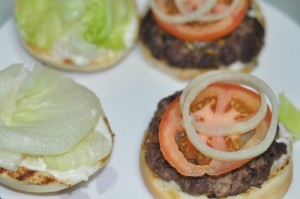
0 1 300 199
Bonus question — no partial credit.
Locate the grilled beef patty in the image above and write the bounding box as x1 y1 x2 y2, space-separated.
144 92 287 198
140 8 265 69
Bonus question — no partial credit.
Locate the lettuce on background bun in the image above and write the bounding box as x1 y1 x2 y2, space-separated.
14 0 139 72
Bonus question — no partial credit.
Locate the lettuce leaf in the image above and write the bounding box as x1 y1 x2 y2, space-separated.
42 130 111 171
15 0 86 49
279 93 300 140
0 64 101 155
89 0 137 50
15 0 136 50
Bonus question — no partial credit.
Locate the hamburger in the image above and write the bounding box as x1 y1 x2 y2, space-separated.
0 63 113 193
140 71 292 198
14 0 139 72
139 0 265 80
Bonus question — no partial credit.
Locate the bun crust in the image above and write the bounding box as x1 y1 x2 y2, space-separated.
23 43 132 72
0 157 109 193
140 126 292 199
140 0 265 80
15 0 139 72
0 115 113 193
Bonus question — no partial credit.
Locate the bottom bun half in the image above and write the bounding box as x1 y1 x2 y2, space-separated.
140 128 292 199
0 160 106 193
23 42 131 72
16 0 139 73
0 116 113 193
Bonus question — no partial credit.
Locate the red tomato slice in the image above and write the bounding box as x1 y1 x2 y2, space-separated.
153 0 250 41
159 83 271 176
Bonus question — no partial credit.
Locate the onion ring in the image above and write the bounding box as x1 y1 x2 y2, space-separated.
151 0 217 24
180 71 278 161
190 88 267 136
198 0 240 22
174 0 190 14
151 0 240 24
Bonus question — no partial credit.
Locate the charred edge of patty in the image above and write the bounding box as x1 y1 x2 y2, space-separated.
143 92 287 198
139 6 265 70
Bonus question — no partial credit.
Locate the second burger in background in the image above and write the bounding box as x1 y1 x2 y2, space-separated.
14 0 139 72
140 0 265 80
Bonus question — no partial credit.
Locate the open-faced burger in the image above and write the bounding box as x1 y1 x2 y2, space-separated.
0 63 113 193
140 0 265 80
141 71 292 198
14 0 139 72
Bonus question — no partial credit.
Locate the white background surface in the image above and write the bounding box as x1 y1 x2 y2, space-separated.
0 1 300 199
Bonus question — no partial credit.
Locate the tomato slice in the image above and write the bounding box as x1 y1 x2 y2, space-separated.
153 0 250 41
159 83 271 176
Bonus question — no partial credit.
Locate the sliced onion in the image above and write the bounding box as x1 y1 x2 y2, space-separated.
175 0 207 14
190 89 267 136
181 71 278 161
151 0 217 24
151 0 240 24
174 0 190 14
198 0 239 22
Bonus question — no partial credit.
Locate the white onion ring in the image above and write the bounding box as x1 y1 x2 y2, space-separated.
151 0 217 24
198 0 240 22
182 72 267 136
174 0 190 14
181 71 278 161
151 0 240 24
190 88 267 136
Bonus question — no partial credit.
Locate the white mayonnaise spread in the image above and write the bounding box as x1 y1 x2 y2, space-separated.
227 61 247 71
247 9 257 18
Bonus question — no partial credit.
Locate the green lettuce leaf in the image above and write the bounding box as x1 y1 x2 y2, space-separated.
15 0 86 48
0 64 101 155
0 64 112 171
279 93 300 140
15 0 136 50
87 0 137 50
42 130 111 171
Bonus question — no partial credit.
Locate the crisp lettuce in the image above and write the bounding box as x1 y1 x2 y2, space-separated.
15 0 86 48
279 93 300 140
0 64 101 155
93 0 137 50
0 64 112 171
15 0 136 50
42 131 111 170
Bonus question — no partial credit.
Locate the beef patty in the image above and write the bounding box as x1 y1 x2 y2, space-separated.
143 92 287 198
140 8 265 69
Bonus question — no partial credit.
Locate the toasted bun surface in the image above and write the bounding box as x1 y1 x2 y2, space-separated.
140 0 265 80
15 0 139 72
0 115 113 193
140 124 293 199
0 157 109 193
23 43 133 72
